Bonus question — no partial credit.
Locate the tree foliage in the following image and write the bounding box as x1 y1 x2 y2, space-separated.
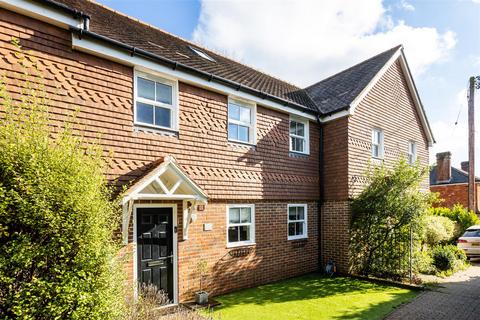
0 39 124 319
429 204 479 237
350 160 435 279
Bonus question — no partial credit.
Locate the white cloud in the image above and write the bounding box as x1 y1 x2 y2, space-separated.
399 0 415 11
193 0 456 87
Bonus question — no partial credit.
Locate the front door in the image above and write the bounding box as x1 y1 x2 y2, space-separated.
137 207 174 301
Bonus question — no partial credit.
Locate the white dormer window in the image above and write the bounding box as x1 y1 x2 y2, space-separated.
289 117 309 154
408 141 417 164
228 99 256 144
134 71 178 131
371 128 384 159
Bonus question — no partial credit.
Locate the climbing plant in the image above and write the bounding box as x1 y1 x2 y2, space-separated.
350 159 436 279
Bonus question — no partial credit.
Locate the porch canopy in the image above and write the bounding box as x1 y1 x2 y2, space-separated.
121 155 208 243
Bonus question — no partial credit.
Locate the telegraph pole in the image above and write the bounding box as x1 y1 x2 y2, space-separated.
468 77 476 213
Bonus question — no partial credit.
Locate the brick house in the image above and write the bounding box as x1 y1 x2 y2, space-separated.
0 0 434 303
430 152 480 212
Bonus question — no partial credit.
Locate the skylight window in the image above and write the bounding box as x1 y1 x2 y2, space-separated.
189 46 215 62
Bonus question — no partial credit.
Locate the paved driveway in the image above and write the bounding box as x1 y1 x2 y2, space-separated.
386 262 480 319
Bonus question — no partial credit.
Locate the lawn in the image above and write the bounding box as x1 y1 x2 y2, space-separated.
206 273 418 320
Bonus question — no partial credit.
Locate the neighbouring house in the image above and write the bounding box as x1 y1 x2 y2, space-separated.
430 152 480 212
0 0 434 303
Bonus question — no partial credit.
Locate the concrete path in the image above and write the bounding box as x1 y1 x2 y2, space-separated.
386 261 480 320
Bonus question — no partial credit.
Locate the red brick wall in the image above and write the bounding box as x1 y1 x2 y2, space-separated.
0 9 320 302
321 60 430 273
431 183 480 212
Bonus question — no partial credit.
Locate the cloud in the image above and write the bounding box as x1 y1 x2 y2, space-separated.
399 0 415 11
193 0 456 87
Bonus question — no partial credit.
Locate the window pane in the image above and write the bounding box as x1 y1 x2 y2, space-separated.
290 121 296 135
138 77 155 100
240 106 251 123
292 137 304 152
296 122 305 137
154 106 171 128
155 82 172 105
297 206 305 220
296 222 304 235
238 125 249 142
228 103 240 121
372 130 379 144
288 223 295 236
288 207 297 221
240 208 251 223
228 123 238 140
228 226 238 242
239 225 250 241
229 208 240 223
372 145 379 157
136 102 154 124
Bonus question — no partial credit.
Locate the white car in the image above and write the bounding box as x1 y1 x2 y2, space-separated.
457 225 480 259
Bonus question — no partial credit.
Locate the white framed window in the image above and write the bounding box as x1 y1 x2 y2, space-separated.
228 98 256 144
408 141 417 164
134 71 178 131
288 204 308 240
371 128 384 159
227 204 255 247
290 117 309 154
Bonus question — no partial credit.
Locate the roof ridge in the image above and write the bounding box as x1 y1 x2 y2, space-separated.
304 45 402 90
83 0 302 90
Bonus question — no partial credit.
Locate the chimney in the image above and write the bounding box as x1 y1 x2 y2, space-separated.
461 161 469 173
436 152 452 183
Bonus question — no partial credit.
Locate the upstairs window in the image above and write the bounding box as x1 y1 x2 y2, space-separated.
228 99 255 144
408 141 417 164
227 204 255 247
135 72 177 130
371 128 384 159
290 118 309 154
288 204 308 240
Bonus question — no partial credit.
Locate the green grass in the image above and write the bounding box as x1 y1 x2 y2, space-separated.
206 274 418 320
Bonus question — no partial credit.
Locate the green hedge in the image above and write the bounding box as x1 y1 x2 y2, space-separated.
0 41 125 319
429 204 479 236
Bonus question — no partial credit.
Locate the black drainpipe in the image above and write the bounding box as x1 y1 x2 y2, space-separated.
316 114 325 273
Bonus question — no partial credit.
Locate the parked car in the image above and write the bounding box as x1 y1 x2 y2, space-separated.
457 225 480 259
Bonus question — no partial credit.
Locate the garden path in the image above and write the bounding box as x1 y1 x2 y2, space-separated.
386 261 480 320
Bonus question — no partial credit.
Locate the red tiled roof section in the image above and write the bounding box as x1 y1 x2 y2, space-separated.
48 0 317 111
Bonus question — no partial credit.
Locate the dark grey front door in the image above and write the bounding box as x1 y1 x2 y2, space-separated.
137 207 174 301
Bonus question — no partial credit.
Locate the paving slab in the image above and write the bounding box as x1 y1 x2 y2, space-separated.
386 262 480 320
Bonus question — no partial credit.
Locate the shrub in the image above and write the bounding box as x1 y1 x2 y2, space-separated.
414 250 435 275
350 159 435 279
421 215 456 246
430 244 467 274
0 41 124 319
429 204 479 236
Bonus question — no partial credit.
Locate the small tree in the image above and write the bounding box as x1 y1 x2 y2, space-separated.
0 39 124 319
350 159 435 279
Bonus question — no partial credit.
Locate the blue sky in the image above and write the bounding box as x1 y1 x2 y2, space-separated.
98 0 479 168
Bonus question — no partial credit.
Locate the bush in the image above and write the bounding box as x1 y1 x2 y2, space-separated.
414 250 435 275
350 159 435 279
421 215 456 246
0 41 124 319
430 244 467 274
429 204 479 236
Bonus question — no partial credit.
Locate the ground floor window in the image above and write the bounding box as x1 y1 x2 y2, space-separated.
227 204 255 247
288 204 308 240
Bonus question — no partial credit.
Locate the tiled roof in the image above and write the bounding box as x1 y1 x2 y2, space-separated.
40 0 403 117
430 166 480 186
46 0 318 112
305 46 401 115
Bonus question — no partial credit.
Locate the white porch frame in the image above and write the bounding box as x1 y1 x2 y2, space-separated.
133 203 178 305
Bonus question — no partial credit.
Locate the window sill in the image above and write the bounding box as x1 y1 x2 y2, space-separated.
134 124 179 137
226 242 256 249
289 151 310 157
288 236 308 241
228 140 256 149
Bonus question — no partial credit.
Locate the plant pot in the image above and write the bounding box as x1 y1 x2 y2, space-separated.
195 291 209 305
